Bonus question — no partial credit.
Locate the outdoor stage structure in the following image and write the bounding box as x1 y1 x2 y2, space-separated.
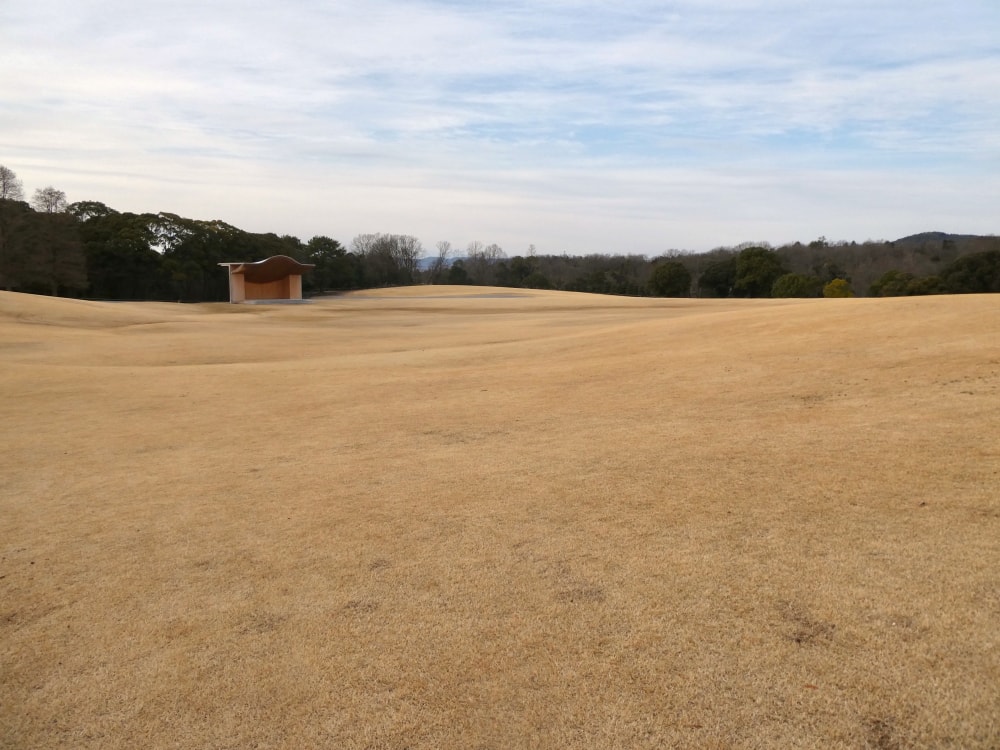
218 256 315 303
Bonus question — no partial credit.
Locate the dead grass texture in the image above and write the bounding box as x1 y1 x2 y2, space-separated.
1 287 998 749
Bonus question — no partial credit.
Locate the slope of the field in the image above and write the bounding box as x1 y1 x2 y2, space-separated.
1 287 998 749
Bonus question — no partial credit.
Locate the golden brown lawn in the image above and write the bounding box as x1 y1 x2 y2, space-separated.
1 287 998 749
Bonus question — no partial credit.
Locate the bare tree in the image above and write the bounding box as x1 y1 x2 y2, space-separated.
428 240 451 284
395 235 423 280
465 241 506 284
351 232 423 286
31 186 69 214
0 165 24 201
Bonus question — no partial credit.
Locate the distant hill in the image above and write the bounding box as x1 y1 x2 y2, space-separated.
893 232 982 247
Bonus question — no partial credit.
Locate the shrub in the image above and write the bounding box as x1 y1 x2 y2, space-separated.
823 278 854 298
771 273 823 298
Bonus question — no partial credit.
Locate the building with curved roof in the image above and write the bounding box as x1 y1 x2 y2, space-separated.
218 256 315 303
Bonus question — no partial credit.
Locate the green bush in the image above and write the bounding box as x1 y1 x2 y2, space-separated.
771 273 823 298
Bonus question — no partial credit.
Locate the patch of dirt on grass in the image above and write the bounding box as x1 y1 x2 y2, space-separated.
776 600 837 646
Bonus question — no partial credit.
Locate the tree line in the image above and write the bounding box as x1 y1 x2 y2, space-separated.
1 165 998 301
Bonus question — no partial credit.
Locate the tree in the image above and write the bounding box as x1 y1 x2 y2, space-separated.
733 246 786 297
0 166 27 289
306 235 358 292
823 278 854 298
77 211 168 300
447 259 471 284
24 186 85 295
68 200 118 222
155 214 244 301
868 269 942 296
940 249 1000 294
906 275 944 296
697 255 737 297
243 232 306 264
771 273 822 298
0 165 24 201
0 181 88 295
560 254 647 296
522 270 553 289
351 233 423 286
21 210 87 296
649 260 692 297
495 255 546 288
31 186 69 214
465 241 506 285
0 197 32 290
869 269 915 297
566 269 612 294
427 240 451 284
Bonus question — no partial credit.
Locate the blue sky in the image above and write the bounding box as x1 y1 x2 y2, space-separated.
3 0 998 254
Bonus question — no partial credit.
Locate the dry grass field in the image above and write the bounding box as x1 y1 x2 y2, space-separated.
1 286 998 749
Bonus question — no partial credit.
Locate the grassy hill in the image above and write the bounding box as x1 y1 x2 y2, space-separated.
2 287 998 748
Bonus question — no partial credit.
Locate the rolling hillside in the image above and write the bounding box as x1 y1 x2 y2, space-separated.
2 288 998 748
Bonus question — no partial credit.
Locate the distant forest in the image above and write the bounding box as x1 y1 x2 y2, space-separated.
2 165 998 301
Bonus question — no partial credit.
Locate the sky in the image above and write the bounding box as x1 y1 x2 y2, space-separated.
3 0 999 255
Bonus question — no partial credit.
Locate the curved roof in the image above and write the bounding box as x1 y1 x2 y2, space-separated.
219 255 315 284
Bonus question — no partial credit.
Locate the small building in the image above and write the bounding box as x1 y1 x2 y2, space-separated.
218 256 315 303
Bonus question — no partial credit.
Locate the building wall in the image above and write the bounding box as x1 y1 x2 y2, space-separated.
229 273 246 303
245 277 292 300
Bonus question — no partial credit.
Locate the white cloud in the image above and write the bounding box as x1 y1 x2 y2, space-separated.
2 0 997 252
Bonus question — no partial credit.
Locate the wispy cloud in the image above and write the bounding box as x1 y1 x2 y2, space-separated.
2 0 997 252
